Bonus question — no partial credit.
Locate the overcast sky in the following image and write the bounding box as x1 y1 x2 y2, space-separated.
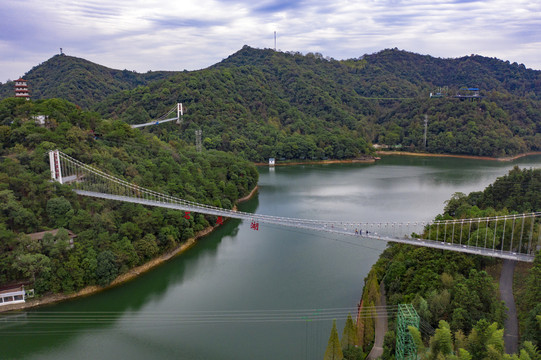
1 0 540 83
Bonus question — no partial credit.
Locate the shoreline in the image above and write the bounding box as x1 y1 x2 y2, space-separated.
253 150 541 167
254 157 377 166
0 186 259 313
375 150 541 162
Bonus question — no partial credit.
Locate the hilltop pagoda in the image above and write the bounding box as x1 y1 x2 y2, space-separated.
14 77 30 100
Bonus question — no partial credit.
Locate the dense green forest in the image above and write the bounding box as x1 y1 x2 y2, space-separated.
2 47 540 160
351 167 541 359
0 97 258 293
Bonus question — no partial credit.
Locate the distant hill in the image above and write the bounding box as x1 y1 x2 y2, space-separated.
358 48 540 99
0 54 176 109
1 46 541 160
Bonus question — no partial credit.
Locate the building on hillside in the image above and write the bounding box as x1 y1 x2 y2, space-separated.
14 78 30 100
27 229 77 247
0 286 34 307
32 115 48 126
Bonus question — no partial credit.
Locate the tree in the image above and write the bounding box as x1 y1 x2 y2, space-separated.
523 304 541 348
13 253 51 282
408 319 508 360
466 319 504 360
522 253 541 347
324 320 344 360
46 196 73 228
81 249 97 284
341 313 359 352
96 250 118 287
133 234 159 262
111 237 139 271
428 320 454 359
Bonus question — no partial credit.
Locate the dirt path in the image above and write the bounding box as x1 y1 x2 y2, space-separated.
500 259 519 354
367 281 388 359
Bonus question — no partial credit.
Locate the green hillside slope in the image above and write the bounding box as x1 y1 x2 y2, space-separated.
0 55 176 109
2 47 541 160
0 97 258 293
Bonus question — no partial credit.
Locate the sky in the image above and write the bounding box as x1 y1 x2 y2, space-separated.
1 0 540 83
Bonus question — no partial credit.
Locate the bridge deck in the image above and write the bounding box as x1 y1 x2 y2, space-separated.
74 190 535 262
130 117 178 128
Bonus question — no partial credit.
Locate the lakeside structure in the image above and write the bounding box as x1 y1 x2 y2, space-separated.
0 286 33 307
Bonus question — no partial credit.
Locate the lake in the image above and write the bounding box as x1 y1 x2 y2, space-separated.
2 155 541 359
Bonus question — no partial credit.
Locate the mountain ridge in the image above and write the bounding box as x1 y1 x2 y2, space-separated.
0 54 177 108
1 46 540 160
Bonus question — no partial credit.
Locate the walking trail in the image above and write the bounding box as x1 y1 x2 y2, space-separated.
367 281 388 359
500 259 519 354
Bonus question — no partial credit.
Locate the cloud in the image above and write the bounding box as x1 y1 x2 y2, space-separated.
0 0 540 83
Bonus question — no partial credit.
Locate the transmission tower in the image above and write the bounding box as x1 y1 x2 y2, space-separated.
195 129 202 152
396 304 420 360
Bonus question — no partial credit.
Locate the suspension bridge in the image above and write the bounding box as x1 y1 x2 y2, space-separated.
129 103 183 128
49 150 540 262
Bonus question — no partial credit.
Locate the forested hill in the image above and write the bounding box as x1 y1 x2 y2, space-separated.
94 46 541 159
357 49 541 99
2 46 541 159
0 97 258 293
216 46 541 99
0 54 176 109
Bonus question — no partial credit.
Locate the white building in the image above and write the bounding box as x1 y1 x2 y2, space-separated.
0 286 32 306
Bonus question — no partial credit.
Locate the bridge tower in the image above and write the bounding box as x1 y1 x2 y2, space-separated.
176 103 183 125
49 150 63 184
396 304 419 360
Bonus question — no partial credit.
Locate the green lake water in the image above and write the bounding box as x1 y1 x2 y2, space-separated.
2 155 541 359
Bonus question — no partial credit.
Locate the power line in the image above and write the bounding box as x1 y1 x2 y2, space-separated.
0 306 401 336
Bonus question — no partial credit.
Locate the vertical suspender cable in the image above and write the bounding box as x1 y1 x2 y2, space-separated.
527 215 534 255
484 217 489 248
501 216 507 253
444 221 447 243
492 217 498 251
468 219 472 246
476 218 480 247
519 214 526 254
459 220 464 245
510 216 516 252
